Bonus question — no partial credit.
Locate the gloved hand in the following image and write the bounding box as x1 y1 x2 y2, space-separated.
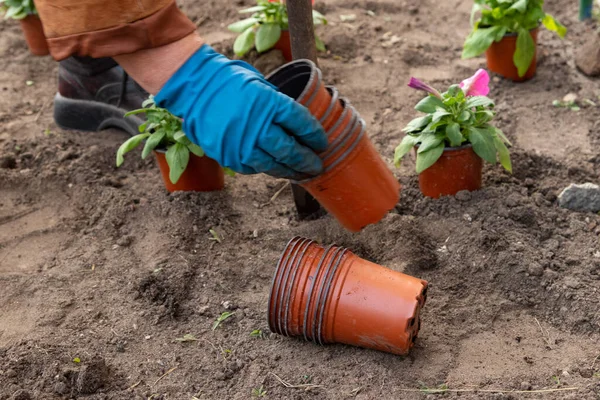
154 45 327 178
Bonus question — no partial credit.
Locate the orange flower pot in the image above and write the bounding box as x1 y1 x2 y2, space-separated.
486 28 538 82
417 144 483 199
273 30 293 62
268 237 428 355
319 87 344 134
19 15 49 56
154 150 224 193
266 60 332 120
320 112 361 168
298 122 401 232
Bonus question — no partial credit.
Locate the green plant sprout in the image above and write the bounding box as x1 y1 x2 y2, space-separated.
462 0 566 77
212 311 235 330
209 228 222 243
0 0 36 19
228 0 326 57
252 385 267 397
250 329 264 338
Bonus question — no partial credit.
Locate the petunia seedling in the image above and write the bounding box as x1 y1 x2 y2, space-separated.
462 0 566 77
395 69 512 174
228 0 326 57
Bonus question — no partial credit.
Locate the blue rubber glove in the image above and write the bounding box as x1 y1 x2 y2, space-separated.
154 45 327 178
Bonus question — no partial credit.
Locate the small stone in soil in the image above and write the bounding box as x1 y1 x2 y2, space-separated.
520 382 532 391
455 190 472 202
558 183 600 213
527 263 544 277
576 34 600 77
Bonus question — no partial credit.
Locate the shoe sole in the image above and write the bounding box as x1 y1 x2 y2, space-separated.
53 93 144 137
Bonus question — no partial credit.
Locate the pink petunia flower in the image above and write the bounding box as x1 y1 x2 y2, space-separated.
407 77 443 99
459 69 490 97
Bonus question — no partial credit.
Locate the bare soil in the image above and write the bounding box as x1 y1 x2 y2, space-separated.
1 0 600 399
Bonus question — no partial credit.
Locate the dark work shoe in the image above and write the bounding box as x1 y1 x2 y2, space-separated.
53 56 148 136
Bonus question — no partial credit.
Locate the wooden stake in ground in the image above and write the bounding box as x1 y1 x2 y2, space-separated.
286 0 323 219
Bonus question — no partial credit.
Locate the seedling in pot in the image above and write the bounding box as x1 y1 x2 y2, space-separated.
116 96 234 184
0 0 36 19
228 0 327 57
395 69 512 174
462 0 566 78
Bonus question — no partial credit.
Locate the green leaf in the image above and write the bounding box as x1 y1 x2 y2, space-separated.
4 4 23 19
187 143 205 158
239 5 266 13
223 167 236 177
431 109 451 123
465 96 494 108
509 0 528 13
417 132 444 153
458 110 472 122
462 26 504 59
173 130 192 145
542 14 566 38
468 127 496 164
233 27 256 56
142 131 166 159
165 143 190 184
446 123 463 147
394 135 419 167
124 108 148 117
228 17 259 33
470 3 483 26
312 9 327 24
494 127 512 146
315 35 326 52
403 115 432 133
416 143 444 173
514 27 536 78
415 95 446 113
493 136 512 172
256 23 281 53
116 133 150 167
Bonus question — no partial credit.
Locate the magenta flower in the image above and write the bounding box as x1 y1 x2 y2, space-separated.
459 69 490 97
407 77 442 99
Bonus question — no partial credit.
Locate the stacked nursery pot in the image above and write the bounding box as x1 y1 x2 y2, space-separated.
266 60 401 232
268 237 428 355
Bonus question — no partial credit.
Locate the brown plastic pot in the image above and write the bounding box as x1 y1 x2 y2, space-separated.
19 15 49 56
273 29 293 62
486 28 538 82
266 60 332 120
298 122 401 232
268 237 428 355
320 112 361 168
417 144 483 199
154 150 224 193
323 97 353 145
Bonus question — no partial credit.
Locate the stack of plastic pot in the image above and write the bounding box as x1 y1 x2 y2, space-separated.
266 61 401 232
268 237 428 355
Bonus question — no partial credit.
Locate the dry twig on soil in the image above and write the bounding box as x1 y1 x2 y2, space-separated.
269 372 323 390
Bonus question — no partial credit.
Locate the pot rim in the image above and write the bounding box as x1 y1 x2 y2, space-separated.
320 110 360 161
479 25 539 37
319 86 340 125
415 142 473 152
266 59 320 104
324 97 349 136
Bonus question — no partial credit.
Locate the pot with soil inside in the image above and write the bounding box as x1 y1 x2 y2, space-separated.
116 96 227 193
2 0 50 56
462 0 566 81
268 237 428 355
267 60 401 232
395 70 512 199
228 0 326 62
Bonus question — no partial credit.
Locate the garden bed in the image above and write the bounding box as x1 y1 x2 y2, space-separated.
1 0 600 398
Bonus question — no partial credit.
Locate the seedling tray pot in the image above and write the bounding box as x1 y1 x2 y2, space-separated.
268 237 428 355
417 144 482 198
154 151 224 193
486 28 538 82
19 15 49 56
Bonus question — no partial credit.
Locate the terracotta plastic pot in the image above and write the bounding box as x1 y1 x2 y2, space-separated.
323 97 353 145
266 60 332 120
320 112 361 168
19 15 49 56
417 144 483 199
154 150 224 193
298 122 401 232
486 28 538 82
319 87 344 133
268 237 428 355
273 29 293 62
